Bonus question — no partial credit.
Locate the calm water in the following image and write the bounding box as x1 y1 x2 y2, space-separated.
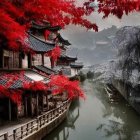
43 80 140 140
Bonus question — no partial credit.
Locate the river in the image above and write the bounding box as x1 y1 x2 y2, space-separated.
43 80 140 140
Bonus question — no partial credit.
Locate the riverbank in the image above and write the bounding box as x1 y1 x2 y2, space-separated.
44 80 140 140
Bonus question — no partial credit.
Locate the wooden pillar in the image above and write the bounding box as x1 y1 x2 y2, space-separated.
36 93 39 116
42 54 44 66
25 97 28 117
42 94 44 111
15 104 18 120
4 133 8 140
46 95 49 111
8 99 12 121
50 57 54 69
30 93 33 116
28 53 32 68
0 49 3 68
19 52 22 68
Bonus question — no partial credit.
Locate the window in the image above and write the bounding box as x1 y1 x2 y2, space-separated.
3 50 19 69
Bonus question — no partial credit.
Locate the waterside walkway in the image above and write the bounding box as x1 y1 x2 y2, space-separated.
0 100 71 140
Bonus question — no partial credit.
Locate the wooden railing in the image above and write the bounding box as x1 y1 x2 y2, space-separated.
0 100 70 140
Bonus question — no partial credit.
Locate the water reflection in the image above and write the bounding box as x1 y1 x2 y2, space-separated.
43 99 80 140
94 82 140 140
43 80 140 140
67 100 80 130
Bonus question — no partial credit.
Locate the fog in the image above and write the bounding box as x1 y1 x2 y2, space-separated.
61 10 140 66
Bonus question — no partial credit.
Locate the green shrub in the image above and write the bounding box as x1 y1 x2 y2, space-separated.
79 71 86 82
87 71 94 79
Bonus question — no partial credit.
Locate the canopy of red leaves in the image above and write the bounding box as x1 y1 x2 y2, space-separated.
0 71 85 105
1 0 139 50
0 72 47 104
0 72 25 104
86 0 140 19
0 0 98 50
0 86 22 105
48 75 85 99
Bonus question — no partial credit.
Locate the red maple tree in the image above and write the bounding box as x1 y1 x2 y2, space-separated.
48 75 85 99
86 0 140 19
1 0 140 50
0 0 98 50
0 0 140 104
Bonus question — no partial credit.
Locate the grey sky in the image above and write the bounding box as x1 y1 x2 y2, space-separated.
61 9 140 66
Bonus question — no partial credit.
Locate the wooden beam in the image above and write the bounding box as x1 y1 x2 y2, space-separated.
8 99 12 121
42 54 44 66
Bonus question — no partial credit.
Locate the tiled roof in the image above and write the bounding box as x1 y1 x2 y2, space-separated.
60 54 77 61
28 34 55 53
31 21 61 31
11 76 32 89
31 21 50 30
70 62 84 68
57 34 71 46
0 70 50 89
46 26 62 32
0 74 33 89
33 65 56 75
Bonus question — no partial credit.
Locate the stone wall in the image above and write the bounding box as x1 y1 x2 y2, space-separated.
112 79 140 115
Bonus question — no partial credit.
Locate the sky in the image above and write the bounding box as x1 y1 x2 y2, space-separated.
61 2 140 66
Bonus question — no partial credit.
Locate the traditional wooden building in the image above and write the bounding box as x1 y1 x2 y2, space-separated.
0 43 54 121
29 21 62 69
0 70 51 121
70 62 83 76
0 22 59 121
55 34 83 77
29 21 84 77
57 54 77 66
0 20 83 122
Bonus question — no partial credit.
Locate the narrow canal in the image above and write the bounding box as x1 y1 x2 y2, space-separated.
43 80 140 140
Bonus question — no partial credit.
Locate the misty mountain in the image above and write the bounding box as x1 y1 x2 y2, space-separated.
65 25 118 66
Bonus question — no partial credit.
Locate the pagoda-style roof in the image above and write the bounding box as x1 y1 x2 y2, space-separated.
60 45 67 50
31 21 50 30
0 70 49 89
59 54 77 61
32 65 57 75
46 26 62 32
28 34 55 53
31 21 62 32
70 62 83 69
57 34 71 46
0 72 32 89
